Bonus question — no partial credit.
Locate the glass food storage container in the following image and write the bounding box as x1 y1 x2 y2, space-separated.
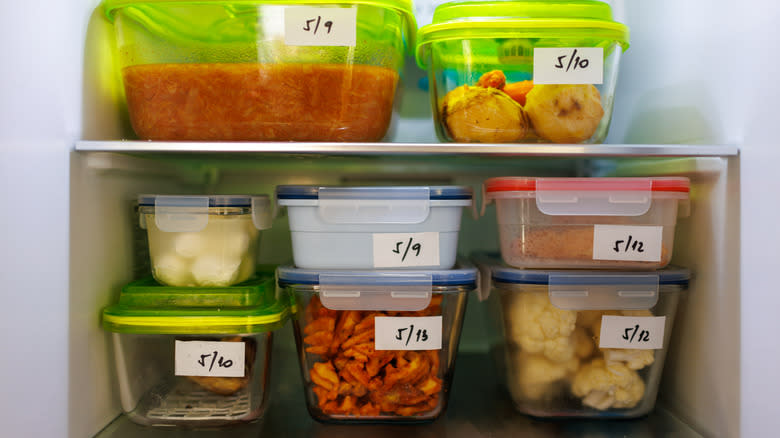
415 0 629 144
479 258 689 418
138 194 272 287
482 177 690 270
278 264 477 423
276 186 473 269
102 273 290 427
102 0 415 141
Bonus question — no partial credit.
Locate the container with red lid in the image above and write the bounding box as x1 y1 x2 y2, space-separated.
482 177 690 270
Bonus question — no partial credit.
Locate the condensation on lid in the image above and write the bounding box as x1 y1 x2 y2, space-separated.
275 185 473 201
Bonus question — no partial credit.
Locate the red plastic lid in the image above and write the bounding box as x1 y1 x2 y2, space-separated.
484 177 690 193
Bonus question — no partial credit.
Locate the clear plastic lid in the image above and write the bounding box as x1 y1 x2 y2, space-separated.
102 272 289 334
482 177 690 217
138 194 272 232
277 186 472 224
276 185 473 201
490 263 689 310
278 265 477 311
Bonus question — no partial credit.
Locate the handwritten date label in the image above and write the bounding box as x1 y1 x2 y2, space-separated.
598 316 666 350
533 47 604 84
175 340 245 377
592 225 663 262
375 316 442 351
284 7 356 47
372 232 440 268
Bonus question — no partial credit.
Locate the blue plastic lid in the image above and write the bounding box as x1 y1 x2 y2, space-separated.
275 185 473 201
277 265 477 287
138 194 262 208
491 266 690 286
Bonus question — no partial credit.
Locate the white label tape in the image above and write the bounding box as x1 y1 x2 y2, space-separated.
175 340 246 377
284 7 357 47
533 47 604 85
599 316 666 350
592 225 663 262
374 316 442 351
372 232 440 268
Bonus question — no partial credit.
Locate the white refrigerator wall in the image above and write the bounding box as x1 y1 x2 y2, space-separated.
0 1 778 438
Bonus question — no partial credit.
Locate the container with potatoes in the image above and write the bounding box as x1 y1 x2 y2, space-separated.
415 0 629 144
102 272 289 427
479 259 688 418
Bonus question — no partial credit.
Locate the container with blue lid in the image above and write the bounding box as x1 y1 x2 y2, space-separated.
475 255 688 419
279 263 477 423
276 186 473 269
137 194 272 287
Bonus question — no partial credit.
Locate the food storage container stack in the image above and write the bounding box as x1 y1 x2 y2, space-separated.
276 185 476 423
415 0 629 144
479 176 692 418
102 272 290 427
278 265 477 423
102 0 416 141
479 259 689 418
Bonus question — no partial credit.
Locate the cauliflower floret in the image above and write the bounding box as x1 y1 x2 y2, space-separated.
571 358 645 410
173 232 205 258
572 326 595 359
591 310 655 370
506 291 577 362
508 351 579 401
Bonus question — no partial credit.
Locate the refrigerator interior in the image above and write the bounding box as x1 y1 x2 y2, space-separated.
2 0 779 437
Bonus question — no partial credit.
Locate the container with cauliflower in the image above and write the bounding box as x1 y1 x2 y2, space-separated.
138 195 272 287
102 273 290 427
483 177 691 270
481 261 689 418
278 264 476 423
415 0 629 144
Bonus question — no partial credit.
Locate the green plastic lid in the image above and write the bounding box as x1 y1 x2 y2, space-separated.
416 0 629 68
102 272 290 335
103 0 417 51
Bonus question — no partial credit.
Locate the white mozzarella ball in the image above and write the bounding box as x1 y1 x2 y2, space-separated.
191 255 241 287
173 232 205 258
153 253 194 286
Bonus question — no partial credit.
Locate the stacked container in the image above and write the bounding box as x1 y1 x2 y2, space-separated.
479 176 692 418
102 194 285 428
276 185 477 423
102 272 290 427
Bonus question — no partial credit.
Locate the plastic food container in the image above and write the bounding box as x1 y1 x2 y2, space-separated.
480 259 689 418
102 274 290 427
483 177 690 270
138 195 272 287
415 1 629 144
278 264 477 423
276 186 473 269
103 0 415 141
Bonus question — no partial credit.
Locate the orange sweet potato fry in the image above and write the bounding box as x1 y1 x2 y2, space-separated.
343 361 372 388
394 396 439 416
418 376 443 396
303 330 334 349
313 385 338 404
304 316 336 335
504 80 534 106
305 345 330 355
358 402 381 416
366 351 394 377
311 361 339 391
329 310 362 354
340 327 373 350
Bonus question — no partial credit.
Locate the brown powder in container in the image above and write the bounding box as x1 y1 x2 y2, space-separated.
511 226 669 267
122 63 399 141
